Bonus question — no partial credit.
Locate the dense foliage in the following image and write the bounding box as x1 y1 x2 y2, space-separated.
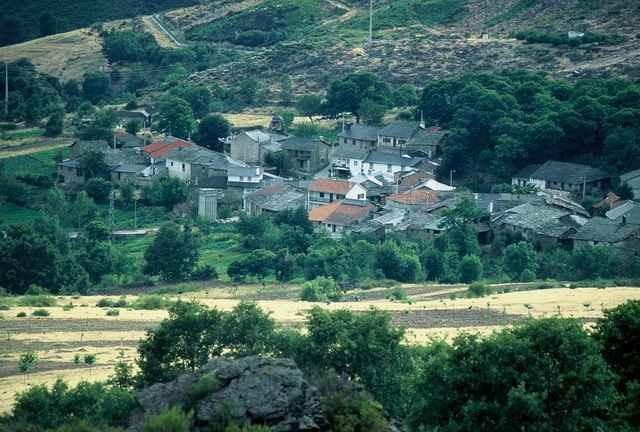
419 71 640 186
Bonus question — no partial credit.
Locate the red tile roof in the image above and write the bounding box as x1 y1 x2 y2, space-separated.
309 178 354 195
309 201 373 226
143 137 192 159
387 189 439 205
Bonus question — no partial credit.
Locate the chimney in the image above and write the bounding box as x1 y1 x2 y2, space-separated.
489 201 494 214
419 110 426 129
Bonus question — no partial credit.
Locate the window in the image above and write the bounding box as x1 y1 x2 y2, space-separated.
182 163 185 172
357 194 364 199
383 137 391 143
240 176 245 182
398 140 406 146
170 161 174 167
320 192 325 198
354 160 359 166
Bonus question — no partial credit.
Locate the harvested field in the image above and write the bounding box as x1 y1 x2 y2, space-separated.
0 285 639 414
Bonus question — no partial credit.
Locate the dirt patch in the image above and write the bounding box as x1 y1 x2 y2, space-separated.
389 308 524 329
0 319 159 334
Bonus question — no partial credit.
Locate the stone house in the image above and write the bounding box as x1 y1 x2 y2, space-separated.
568 217 640 252
244 183 306 216
143 137 193 175
229 130 287 164
385 189 440 210
308 199 374 236
281 137 330 176
512 161 611 195
362 151 423 175
337 123 379 150
331 146 369 178
378 122 448 157
307 178 367 209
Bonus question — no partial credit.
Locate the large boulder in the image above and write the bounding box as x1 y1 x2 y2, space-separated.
136 356 324 431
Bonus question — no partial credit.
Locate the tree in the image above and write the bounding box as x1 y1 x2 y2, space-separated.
359 98 386 125
45 109 64 137
503 241 537 281
80 151 110 180
109 350 135 389
156 95 195 139
409 318 619 432
18 352 39 384
301 277 341 302
150 176 188 211
296 95 323 122
143 223 199 281
84 178 112 204
0 17 23 46
458 254 482 283
195 114 230 152
325 73 391 123
125 120 141 135
280 75 294 105
82 72 110 104
40 13 57 37
171 84 212 119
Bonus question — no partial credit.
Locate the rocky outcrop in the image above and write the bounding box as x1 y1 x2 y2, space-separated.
136 356 324 431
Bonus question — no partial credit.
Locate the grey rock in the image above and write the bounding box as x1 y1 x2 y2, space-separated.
136 356 324 432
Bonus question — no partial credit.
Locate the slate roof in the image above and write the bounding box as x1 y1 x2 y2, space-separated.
365 151 422 167
143 136 192 159
569 217 640 243
492 200 587 237
281 137 327 152
245 183 305 212
309 200 373 226
309 178 354 195
514 164 542 179
115 131 144 148
112 163 147 174
334 146 369 160
606 201 640 225
228 166 262 177
407 127 448 147
59 159 81 168
337 124 379 141
522 160 610 184
379 121 417 139
166 146 244 170
70 140 110 158
620 168 640 183
387 189 439 205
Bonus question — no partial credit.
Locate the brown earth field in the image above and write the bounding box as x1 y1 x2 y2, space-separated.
1 283 639 413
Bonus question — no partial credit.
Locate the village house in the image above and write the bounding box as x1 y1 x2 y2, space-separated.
244 183 306 216
377 121 448 158
512 161 611 195
308 199 374 236
143 136 192 175
620 168 640 199
362 151 423 175
491 196 590 249
307 178 367 209
281 137 331 176
229 129 288 164
115 108 151 128
349 172 396 203
385 189 440 210
331 146 369 178
568 217 640 251
606 200 640 225
115 130 145 148
337 123 379 150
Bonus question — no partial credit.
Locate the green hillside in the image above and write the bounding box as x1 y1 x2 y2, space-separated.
0 0 199 46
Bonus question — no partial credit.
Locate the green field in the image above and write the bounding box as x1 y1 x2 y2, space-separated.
0 147 67 177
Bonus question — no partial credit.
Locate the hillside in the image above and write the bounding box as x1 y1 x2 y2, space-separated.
2 0 639 90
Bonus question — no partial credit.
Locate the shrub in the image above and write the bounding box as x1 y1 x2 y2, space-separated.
143 406 192 432
191 264 219 281
468 282 490 298
301 277 341 302
387 286 408 301
16 311 27 317
62 302 74 311
188 373 222 402
32 308 50 317
130 295 173 310
18 295 57 307
520 269 536 282
106 309 120 316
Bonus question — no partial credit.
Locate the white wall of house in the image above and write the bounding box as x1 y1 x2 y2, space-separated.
363 161 407 175
166 158 191 180
228 171 263 185
346 184 367 201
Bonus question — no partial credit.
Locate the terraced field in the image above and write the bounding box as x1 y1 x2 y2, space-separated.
1 283 639 413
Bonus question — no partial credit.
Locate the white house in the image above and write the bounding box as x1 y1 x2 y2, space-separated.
362 151 422 175
307 178 367 209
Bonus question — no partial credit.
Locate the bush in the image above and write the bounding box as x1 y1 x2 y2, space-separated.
130 295 173 310
143 406 192 432
18 294 57 307
301 277 341 302
188 373 222 402
106 309 120 316
387 286 408 301
17 311 27 317
520 268 536 282
96 297 128 308
31 308 50 317
84 178 112 204
191 265 218 281
458 255 483 283
468 282 490 298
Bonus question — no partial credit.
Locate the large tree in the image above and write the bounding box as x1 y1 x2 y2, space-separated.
82 72 110 104
324 72 391 123
143 223 199 281
156 95 196 139
195 114 230 152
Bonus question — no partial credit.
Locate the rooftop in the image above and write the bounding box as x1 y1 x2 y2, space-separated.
365 151 422 167
308 200 373 226
379 121 418 139
334 145 369 160
246 183 306 212
407 126 448 147
166 145 244 170
309 178 355 195
519 160 610 184
387 189 439 205
143 136 192 159
281 137 327 152
569 217 640 243
337 124 380 141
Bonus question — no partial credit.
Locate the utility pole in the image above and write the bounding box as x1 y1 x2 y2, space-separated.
450 169 456 187
368 0 373 45
582 175 587 201
109 190 115 242
4 62 8 117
